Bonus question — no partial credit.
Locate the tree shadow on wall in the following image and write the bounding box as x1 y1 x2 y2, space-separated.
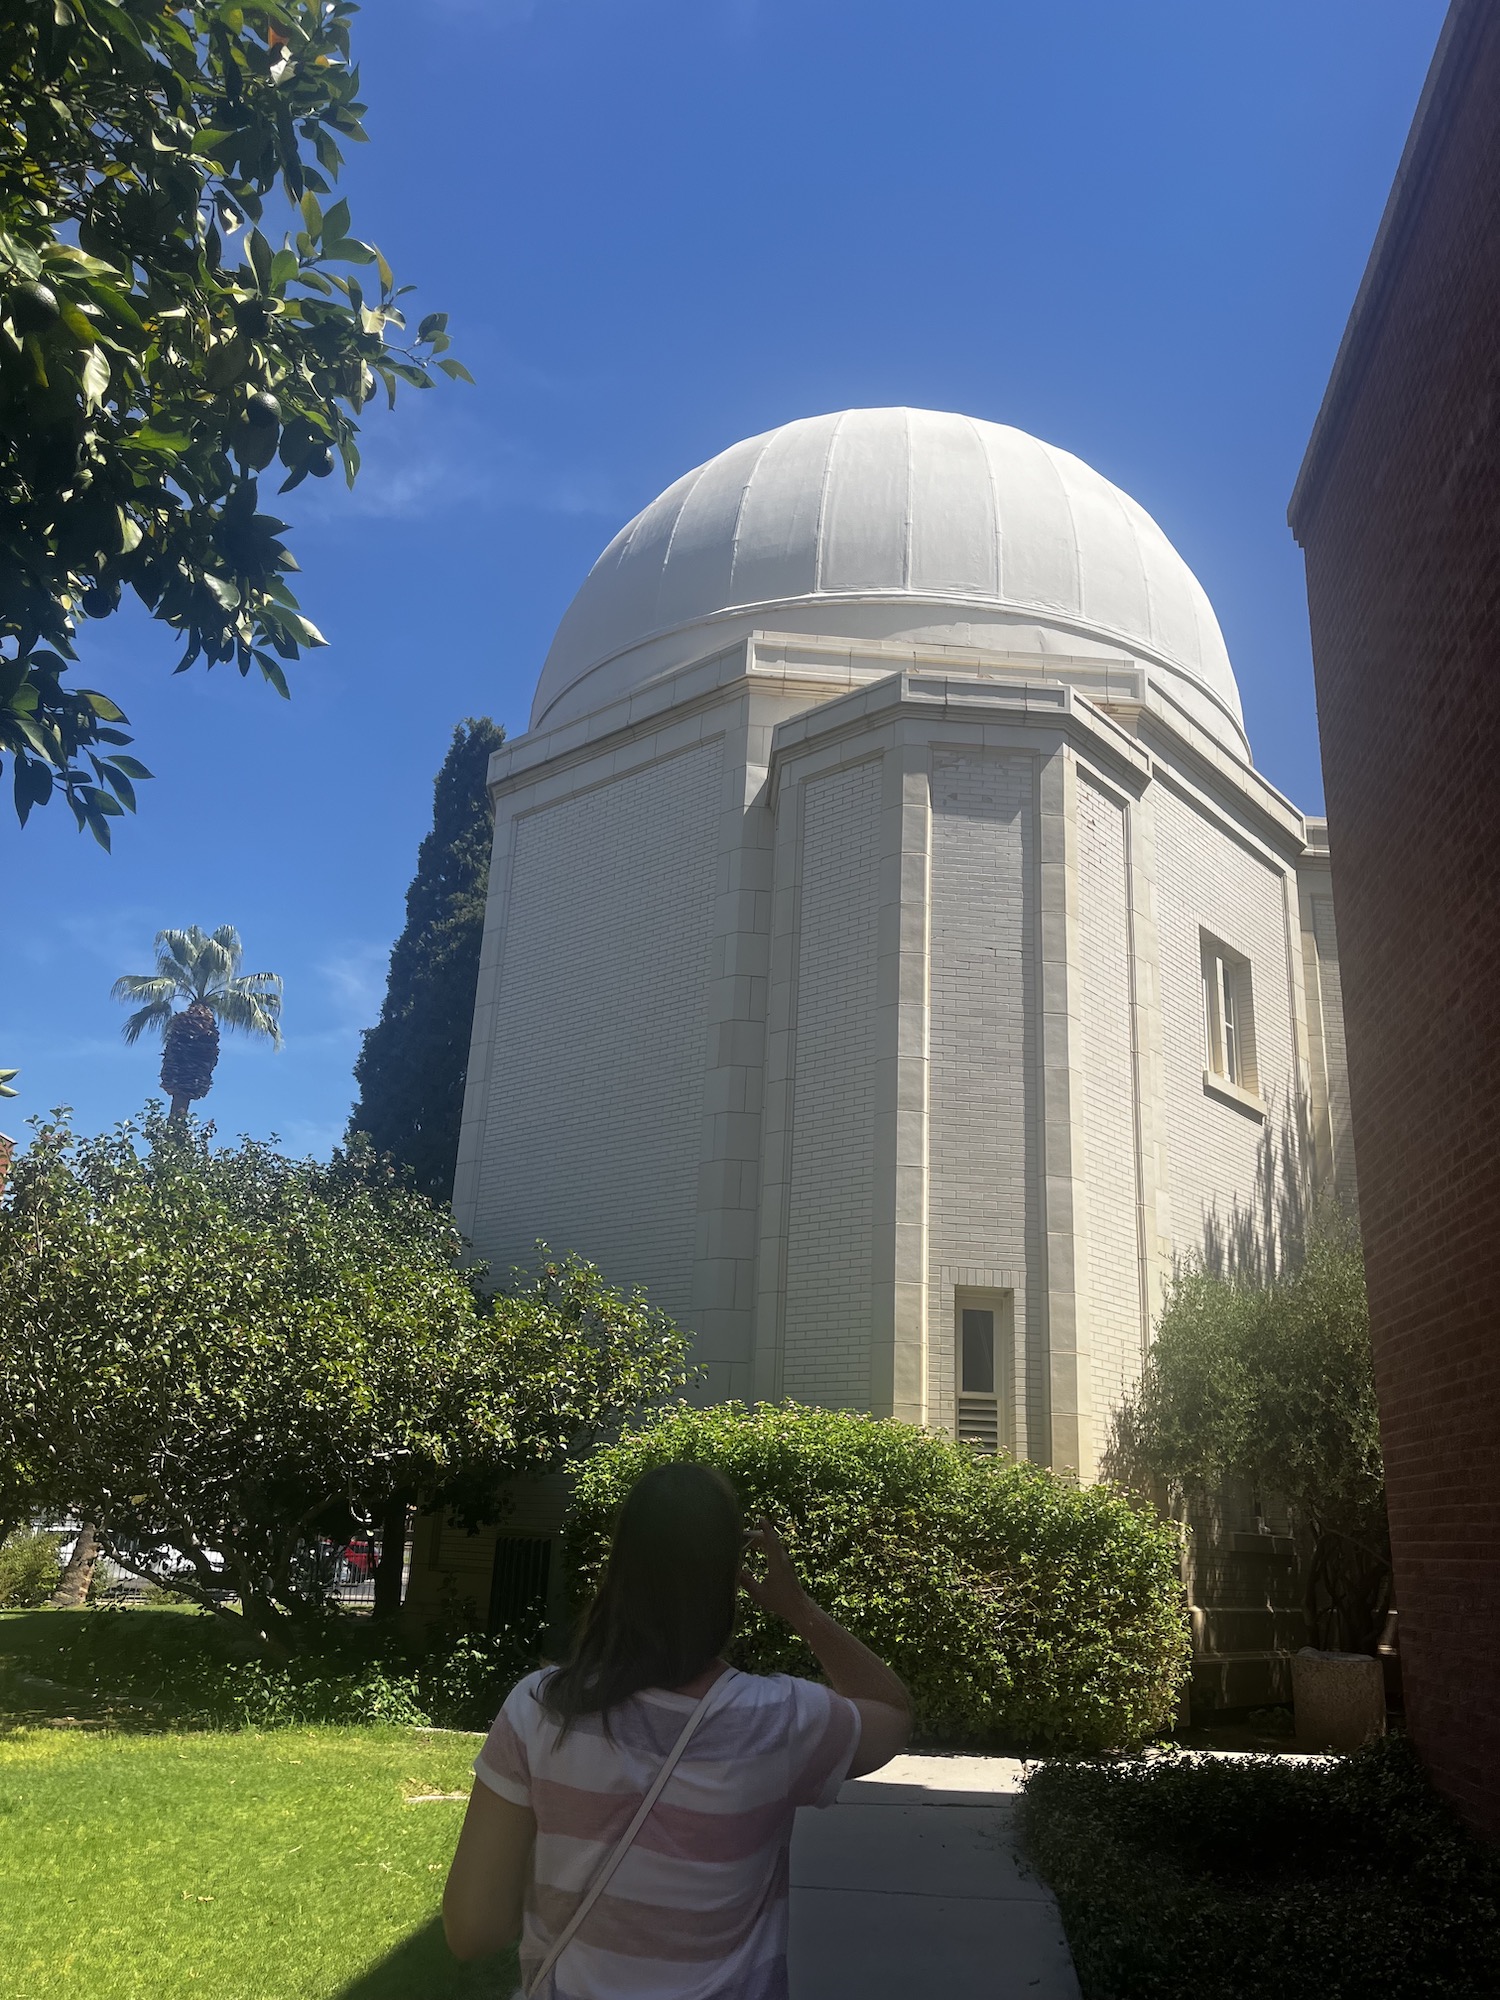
329 1919 516 2000
1199 1088 1319 1286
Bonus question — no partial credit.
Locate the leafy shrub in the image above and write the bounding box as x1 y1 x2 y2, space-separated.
566 1403 1190 1753
411 1617 549 1732
1023 1734 1500 1999
1110 1221 1388 1652
0 1529 62 1607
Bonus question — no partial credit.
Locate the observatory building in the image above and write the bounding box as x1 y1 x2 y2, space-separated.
450 407 1352 1489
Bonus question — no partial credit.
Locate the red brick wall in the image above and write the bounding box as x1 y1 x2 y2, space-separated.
1291 5 1500 1834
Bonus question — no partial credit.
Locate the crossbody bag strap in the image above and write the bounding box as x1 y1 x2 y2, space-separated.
523 1672 732 2000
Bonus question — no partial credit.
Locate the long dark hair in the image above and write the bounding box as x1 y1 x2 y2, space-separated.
540 1462 743 1726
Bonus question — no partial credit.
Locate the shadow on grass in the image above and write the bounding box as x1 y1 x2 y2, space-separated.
330 1918 517 2000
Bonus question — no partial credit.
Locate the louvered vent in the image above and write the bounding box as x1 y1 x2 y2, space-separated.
958 1396 1000 1455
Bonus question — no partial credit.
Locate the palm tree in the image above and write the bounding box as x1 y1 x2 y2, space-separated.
112 925 283 1121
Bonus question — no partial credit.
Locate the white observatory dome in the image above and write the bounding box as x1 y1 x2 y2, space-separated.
532 407 1248 758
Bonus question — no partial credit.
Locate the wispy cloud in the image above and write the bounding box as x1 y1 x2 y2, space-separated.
15 902 166 976
293 423 624 527
314 941 391 1033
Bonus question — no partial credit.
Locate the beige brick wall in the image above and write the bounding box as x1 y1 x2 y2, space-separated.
781 758 883 1407
926 750 1039 1449
1077 775 1146 1410
1152 780 1298 1272
469 739 724 1323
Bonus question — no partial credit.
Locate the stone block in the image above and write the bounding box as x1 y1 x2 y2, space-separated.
1292 1646 1386 1752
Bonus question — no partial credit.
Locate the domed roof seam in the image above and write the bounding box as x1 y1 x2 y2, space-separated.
811 409 851 594
1187 563 1215 706
901 406 914 592
657 455 718 584
964 412 1005 599
725 427 778 603
1113 475 1161 658
1043 436 1085 612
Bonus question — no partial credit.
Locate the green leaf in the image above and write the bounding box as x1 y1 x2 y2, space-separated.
437 359 474 384
127 425 192 454
97 762 137 811
82 280 146 335
247 230 273 288
80 347 111 408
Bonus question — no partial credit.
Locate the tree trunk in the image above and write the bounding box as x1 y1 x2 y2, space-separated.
50 1521 100 1606
160 1003 219 1121
372 1497 412 1621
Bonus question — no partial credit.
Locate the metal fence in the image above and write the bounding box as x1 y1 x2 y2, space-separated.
87 1531 412 1613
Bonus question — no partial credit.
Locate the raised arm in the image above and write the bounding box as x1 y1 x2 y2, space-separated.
741 1520 913 1778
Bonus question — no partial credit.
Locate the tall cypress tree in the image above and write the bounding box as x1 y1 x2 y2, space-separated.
349 718 504 1207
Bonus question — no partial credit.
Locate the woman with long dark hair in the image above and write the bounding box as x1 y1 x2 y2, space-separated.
444 1462 912 1997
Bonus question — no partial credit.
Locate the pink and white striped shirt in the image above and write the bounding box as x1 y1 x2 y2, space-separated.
474 1666 861 1999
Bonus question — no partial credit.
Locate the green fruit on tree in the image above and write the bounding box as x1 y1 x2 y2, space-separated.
233 421 278 471
244 390 281 427
9 281 60 334
234 299 273 337
309 444 334 478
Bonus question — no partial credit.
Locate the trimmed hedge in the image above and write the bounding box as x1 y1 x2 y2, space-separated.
565 1402 1190 1753
1023 1736 1500 1998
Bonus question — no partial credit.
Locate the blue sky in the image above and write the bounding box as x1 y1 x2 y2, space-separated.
2 0 1448 1159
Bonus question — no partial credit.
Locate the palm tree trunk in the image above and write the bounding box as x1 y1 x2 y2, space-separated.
50 1522 99 1606
168 1091 191 1125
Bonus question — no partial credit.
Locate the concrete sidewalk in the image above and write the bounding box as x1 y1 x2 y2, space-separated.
789 1755 1081 2000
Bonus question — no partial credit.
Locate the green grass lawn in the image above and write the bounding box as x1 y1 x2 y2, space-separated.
0 1723 516 1999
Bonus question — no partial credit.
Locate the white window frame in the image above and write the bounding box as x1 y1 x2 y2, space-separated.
1200 933 1261 1107
954 1288 1013 1457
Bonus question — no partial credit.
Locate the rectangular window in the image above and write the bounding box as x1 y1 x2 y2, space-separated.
1201 933 1258 1096
961 1308 996 1394
955 1289 1012 1456
488 1535 551 1634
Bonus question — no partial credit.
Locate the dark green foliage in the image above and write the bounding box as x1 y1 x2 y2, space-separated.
0 1109 692 1650
348 719 504 1204
0 1604 542 1731
567 1403 1190 1754
0 1 467 842
1023 1736 1500 1999
0 1527 63 1606
1110 1220 1389 1651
